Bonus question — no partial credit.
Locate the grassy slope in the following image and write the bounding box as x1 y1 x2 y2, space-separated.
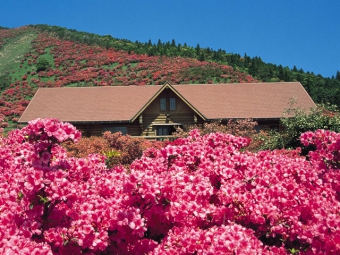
0 32 37 77
0 31 37 132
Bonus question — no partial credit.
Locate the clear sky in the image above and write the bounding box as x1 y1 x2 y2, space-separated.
1 0 339 78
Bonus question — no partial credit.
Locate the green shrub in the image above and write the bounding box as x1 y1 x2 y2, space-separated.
280 104 340 149
36 57 51 72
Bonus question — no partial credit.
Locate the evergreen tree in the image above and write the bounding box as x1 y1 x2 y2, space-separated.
171 39 176 47
199 52 205 61
196 43 201 56
336 70 340 81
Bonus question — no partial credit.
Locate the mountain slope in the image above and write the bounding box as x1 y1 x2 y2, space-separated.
33 24 340 107
0 26 257 130
1 24 340 132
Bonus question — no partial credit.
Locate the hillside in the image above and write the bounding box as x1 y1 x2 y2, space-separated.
0 26 257 130
0 25 340 131
33 24 340 106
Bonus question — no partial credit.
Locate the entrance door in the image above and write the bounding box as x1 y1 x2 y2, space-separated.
156 125 182 136
156 126 171 136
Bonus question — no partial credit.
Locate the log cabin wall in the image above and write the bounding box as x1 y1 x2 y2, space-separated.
74 123 102 137
219 118 281 132
74 121 142 137
140 88 201 136
255 119 282 131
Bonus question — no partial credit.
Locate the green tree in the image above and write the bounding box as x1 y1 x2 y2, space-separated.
280 104 340 149
195 43 201 56
199 52 205 61
256 104 340 152
0 73 12 90
36 57 51 72
171 39 176 47
336 70 340 81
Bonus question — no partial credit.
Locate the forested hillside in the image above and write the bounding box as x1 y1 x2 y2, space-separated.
0 24 339 130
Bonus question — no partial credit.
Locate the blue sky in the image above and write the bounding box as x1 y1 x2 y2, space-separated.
1 0 339 78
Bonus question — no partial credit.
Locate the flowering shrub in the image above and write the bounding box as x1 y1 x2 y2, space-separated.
63 135 111 158
0 114 5 135
0 118 340 254
300 129 340 170
102 131 164 166
63 132 165 167
264 105 340 151
173 119 263 151
173 119 258 138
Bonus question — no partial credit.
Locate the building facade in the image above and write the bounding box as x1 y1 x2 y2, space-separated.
19 82 316 138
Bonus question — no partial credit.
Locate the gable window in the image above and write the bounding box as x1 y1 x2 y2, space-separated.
103 126 127 135
170 98 176 111
160 98 166 111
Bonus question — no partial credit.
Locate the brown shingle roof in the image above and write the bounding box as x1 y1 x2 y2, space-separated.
19 86 162 122
19 82 316 123
174 82 316 119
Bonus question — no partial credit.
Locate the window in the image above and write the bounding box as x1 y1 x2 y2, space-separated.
102 126 127 135
160 97 176 111
160 98 166 111
156 126 170 136
170 98 176 111
155 125 180 136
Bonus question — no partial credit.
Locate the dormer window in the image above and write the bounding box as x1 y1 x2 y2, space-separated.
160 98 166 111
160 97 176 111
170 98 176 111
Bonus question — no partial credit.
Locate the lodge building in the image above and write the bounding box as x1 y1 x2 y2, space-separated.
18 82 316 138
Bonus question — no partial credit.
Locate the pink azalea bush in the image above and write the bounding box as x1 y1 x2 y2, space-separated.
0 118 340 254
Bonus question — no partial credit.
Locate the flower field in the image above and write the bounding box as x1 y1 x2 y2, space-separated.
0 118 339 254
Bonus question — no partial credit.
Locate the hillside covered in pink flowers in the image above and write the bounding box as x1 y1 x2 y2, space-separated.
0 26 257 128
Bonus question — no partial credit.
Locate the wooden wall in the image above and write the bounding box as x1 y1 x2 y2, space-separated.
74 88 206 137
140 88 202 136
74 120 141 137
73 87 281 138
74 118 281 138
219 119 281 132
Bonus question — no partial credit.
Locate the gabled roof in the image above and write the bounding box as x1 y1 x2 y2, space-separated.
19 82 316 123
